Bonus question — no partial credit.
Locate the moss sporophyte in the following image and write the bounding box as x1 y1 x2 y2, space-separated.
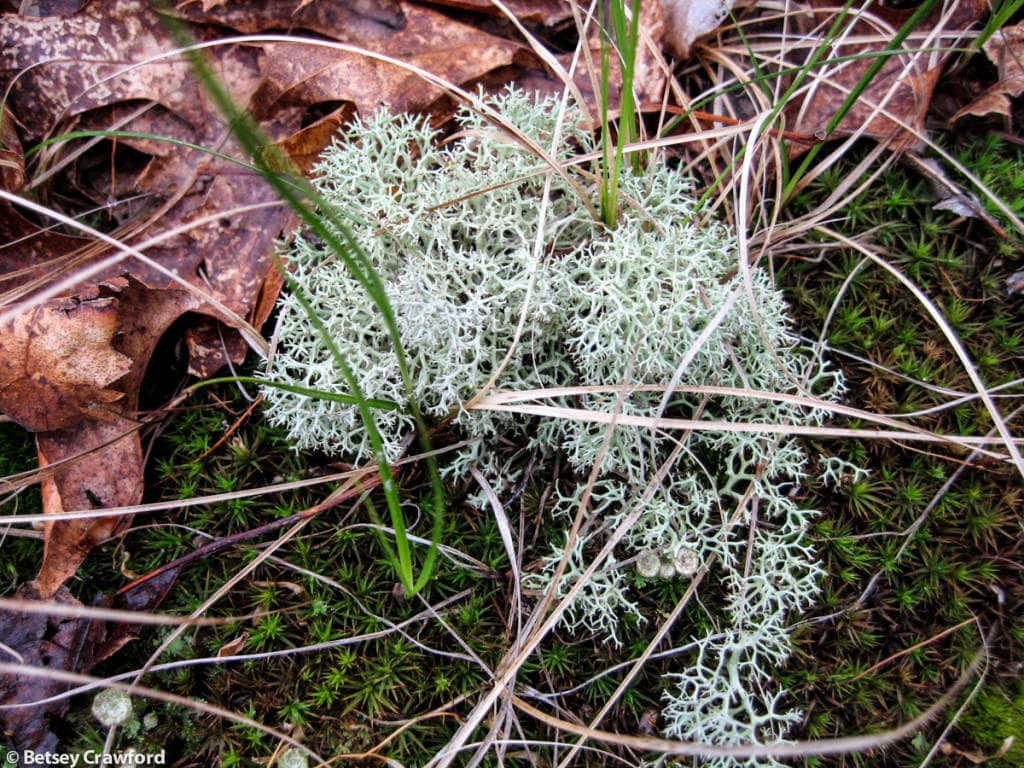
262 89 847 764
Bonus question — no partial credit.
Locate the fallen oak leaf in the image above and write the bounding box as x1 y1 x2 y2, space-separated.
0 0 283 353
172 0 407 40
0 103 93 295
36 417 144 598
0 297 131 432
0 4 228 136
0 0 290 514
0 571 192 752
951 88 1015 120
270 101 357 175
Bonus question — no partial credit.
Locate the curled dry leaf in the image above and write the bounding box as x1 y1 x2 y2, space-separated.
250 2 528 118
939 737 1015 764
33 278 200 597
906 153 1008 237
661 0 734 60
0 571 180 753
953 20 1024 121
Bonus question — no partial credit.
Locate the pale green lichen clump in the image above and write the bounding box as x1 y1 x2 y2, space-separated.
262 89 844 765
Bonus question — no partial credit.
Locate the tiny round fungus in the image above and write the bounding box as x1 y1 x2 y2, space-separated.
278 748 309 768
658 561 677 580
672 546 699 577
91 688 132 728
637 551 661 578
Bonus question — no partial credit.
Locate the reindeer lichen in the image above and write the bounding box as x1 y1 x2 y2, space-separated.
262 88 844 765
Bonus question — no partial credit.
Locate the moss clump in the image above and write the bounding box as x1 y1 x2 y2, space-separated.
778 139 1024 766
958 681 1024 767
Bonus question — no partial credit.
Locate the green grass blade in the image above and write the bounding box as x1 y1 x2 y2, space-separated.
160 7 444 595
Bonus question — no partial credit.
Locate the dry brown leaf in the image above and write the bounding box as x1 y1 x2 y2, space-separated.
217 632 250 657
272 102 357 175
0 570 181 752
984 21 1024 82
36 417 144 596
32 278 201 596
953 89 1015 120
786 0 986 154
0 6 245 135
635 0 668 104
425 0 572 27
174 0 407 38
0 0 286 320
953 21 1024 120
939 737 1015 764
0 582 104 753
0 105 26 192
251 2 528 119
0 298 132 432
0 105 91 291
